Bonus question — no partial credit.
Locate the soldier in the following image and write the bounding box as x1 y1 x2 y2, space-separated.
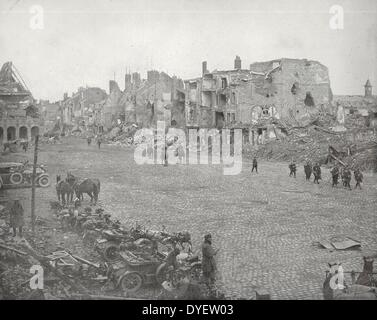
343 166 352 190
304 161 312 181
96 135 102 149
252 157 258 173
313 163 321 184
9 199 24 238
330 164 340 187
201 234 219 289
289 160 297 178
354 168 364 190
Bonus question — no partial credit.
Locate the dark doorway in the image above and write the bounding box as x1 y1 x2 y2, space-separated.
31 126 39 139
19 126 28 140
7 126 16 141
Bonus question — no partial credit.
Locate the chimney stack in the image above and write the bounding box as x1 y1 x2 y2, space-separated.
234 56 241 70
202 61 208 75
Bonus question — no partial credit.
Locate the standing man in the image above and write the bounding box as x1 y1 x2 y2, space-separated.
289 160 297 178
96 135 102 149
354 168 364 190
201 234 219 289
304 161 312 181
330 164 340 187
313 163 321 184
87 136 92 146
9 199 24 238
252 157 258 173
343 166 352 190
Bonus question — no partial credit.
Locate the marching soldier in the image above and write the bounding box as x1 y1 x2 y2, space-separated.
330 164 340 187
313 163 321 184
354 168 363 190
289 160 297 178
304 161 312 181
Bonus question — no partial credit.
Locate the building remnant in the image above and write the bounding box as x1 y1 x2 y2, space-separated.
0 62 41 143
184 57 333 145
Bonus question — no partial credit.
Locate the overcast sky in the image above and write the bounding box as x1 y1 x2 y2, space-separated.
0 0 376 101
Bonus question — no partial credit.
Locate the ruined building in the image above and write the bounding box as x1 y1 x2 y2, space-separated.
333 80 377 129
185 57 333 144
102 71 184 129
61 86 107 129
0 62 41 142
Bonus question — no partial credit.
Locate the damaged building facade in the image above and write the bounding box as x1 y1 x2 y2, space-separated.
103 71 184 130
185 57 333 144
0 62 42 143
333 80 377 130
61 86 107 131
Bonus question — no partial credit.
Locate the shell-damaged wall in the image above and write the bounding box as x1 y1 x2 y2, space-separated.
246 58 333 126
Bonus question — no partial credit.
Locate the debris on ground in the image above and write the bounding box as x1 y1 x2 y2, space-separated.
0 200 227 300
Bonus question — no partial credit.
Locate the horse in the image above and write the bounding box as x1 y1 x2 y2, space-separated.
356 256 377 287
56 175 74 205
66 172 100 205
323 262 377 300
73 178 99 205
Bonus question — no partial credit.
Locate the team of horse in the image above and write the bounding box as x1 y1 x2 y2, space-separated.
56 172 100 205
323 256 377 300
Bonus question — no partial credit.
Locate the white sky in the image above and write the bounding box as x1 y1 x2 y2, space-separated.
0 0 376 101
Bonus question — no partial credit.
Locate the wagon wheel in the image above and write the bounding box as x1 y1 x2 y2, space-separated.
102 243 120 262
155 262 174 285
10 172 23 185
120 271 143 293
38 175 50 187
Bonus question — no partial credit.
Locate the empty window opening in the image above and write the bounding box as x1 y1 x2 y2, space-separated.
291 82 299 95
304 92 315 107
221 78 227 89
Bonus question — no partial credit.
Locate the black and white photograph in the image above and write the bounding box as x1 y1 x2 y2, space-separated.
0 0 376 306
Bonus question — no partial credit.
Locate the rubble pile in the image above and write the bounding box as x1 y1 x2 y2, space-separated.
103 123 139 147
249 123 377 171
0 201 225 300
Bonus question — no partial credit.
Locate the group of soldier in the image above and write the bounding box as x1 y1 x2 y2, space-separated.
288 159 364 190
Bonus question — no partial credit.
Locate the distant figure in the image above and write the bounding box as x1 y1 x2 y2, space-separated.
289 160 297 178
330 165 340 187
354 168 363 190
21 141 28 152
201 234 219 288
87 137 92 146
313 163 321 184
343 167 352 190
9 200 24 238
96 136 102 149
252 157 258 173
304 161 312 181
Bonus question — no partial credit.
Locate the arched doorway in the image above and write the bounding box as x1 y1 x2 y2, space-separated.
0 127 3 143
31 126 39 139
7 126 16 141
19 126 28 140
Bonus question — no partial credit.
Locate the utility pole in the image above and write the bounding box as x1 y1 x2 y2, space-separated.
31 135 39 234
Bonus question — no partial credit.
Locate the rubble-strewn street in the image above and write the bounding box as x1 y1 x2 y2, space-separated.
1 137 376 299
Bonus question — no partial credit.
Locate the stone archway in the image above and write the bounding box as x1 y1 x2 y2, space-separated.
31 126 39 139
7 126 16 141
19 126 28 140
